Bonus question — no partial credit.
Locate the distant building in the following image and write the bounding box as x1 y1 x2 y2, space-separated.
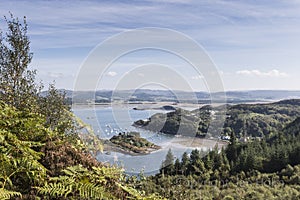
221 135 231 140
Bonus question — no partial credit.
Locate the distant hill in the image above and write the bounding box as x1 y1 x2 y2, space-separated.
284 117 300 136
41 89 300 104
133 99 300 139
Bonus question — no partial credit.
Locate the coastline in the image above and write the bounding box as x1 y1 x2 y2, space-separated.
101 136 228 156
170 137 228 149
71 102 202 110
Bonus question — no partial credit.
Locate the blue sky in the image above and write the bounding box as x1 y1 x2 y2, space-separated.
0 0 300 91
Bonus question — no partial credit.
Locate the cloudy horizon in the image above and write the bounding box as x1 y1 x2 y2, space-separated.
0 0 299 91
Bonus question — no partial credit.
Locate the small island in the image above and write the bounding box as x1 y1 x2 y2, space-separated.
102 132 161 156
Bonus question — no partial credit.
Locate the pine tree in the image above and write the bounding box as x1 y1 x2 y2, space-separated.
181 152 189 175
189 149 206 176
226 132 238 162
174 158 180 175
161 149 175 175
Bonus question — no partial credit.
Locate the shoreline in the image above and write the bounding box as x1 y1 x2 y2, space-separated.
170 136 228 148
101 136 228 156
72 101 274 112
72 102 200 109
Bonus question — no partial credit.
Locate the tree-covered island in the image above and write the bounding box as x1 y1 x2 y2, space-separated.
102 132 161 155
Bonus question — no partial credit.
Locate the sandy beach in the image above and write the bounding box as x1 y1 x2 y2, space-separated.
170 137 228 148
102 136 228 156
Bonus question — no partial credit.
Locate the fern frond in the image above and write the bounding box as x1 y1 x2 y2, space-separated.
37 182 72 198
0 188 22 200
117 183 166 200
77 182 104 199
36 164 164 199
37 165 111 199
37 181 107 199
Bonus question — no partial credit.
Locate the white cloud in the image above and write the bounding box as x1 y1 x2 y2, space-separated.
2 0 299 50
236 69 288 77
1 0 299 90
47 72 64 78
191 75 203 80
138 73 145 77
106 71 117 77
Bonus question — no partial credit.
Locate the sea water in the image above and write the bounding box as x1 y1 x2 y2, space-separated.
73 105 209 175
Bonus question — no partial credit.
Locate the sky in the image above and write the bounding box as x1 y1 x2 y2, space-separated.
0 0 300 91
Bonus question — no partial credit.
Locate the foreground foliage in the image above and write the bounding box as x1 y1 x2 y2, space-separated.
0 14 164 199
138 115 300 199
0 102 47 195
37 165 164 200
0 100 163 199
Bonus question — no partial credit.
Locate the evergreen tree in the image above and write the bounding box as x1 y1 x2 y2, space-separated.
189 149 206 176
161 149 175 175
174 158 181 175
226 132 238 163
181 152 189 175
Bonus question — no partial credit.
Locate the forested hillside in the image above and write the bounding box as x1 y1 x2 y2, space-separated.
138 117 300 199
134 99 300 139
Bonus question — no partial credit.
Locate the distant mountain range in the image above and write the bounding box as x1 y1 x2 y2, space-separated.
42 89 300 104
